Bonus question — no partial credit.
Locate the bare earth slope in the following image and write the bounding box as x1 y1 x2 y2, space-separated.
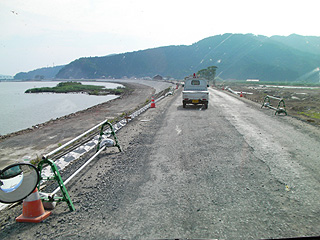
0 81 154 164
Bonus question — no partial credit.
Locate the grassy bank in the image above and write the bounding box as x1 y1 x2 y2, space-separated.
25 81 127 95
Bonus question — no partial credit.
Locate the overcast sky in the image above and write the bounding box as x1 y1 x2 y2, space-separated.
1 0 320 76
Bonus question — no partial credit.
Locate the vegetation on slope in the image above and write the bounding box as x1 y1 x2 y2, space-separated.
15 65 64 80
15 34 320 83
56 34 320 82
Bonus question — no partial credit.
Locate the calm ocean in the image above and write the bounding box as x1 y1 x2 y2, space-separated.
0 81 122 135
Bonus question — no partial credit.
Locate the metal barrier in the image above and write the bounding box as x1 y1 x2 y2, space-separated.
261 95 287 115
37 93 168 204
0 88 173 212
38 158 75 211
96 120 122 152
226 87 238 95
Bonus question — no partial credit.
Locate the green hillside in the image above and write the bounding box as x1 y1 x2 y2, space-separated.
270 34 320 55
17 34 320 82
14 65 65 80
56 34 320 82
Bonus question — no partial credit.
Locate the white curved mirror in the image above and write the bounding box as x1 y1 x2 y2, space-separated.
0 163 39 203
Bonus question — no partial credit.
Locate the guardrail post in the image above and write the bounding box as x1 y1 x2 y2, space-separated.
261 95 271 108
38 158 75 211
96 120 122 152
261 95 287 115
275 99 287 115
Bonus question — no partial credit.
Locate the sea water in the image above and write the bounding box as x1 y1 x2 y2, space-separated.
0 81 122 135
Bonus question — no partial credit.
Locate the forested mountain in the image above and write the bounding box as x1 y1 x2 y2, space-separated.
270 34 320 55
56 34 320 82
14 65 64 80
18 34 320 82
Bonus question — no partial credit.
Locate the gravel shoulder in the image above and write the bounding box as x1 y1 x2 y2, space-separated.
0 83 175 239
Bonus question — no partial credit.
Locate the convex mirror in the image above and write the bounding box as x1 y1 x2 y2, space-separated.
0 162 39 203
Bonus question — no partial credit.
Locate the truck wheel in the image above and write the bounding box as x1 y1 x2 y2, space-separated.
183 103 186 108
204 103 208 109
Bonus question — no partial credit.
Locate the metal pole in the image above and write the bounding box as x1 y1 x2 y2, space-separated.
44 119 109 159
38 158 75 211
267 95 282 100
51 146 106 195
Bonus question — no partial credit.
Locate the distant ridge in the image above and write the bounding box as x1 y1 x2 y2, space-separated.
270 34 320 55
0 74 13 80
17 34 320 82
14 65 64 80
56 33 320 82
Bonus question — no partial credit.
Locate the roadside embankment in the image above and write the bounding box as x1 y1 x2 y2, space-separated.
0 82 155 165
216 83 320 126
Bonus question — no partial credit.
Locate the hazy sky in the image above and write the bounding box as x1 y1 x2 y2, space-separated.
1 0 320 76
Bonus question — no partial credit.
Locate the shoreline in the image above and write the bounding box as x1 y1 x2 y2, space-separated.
0 80 127 138
0 81 155 164
0 81 136 141
0 96 121 140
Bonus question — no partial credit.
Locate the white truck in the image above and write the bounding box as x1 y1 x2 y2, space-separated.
182 78 209 109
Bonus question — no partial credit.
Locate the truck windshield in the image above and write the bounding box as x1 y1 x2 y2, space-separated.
184 79 207 91
191 80 200 85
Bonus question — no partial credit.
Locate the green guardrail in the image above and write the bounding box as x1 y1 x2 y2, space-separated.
96 120 122 152
261 95 287 115
38 158 75 212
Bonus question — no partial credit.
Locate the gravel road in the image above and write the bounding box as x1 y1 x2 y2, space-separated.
1 87 320 239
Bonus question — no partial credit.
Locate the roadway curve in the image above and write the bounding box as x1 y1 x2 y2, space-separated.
1 87 320 239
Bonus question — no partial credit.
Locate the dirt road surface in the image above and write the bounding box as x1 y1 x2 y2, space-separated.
1 86 320 239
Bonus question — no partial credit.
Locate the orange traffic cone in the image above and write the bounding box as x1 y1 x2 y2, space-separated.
240 92 243 97
150 97 156 108
16 188 51 223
